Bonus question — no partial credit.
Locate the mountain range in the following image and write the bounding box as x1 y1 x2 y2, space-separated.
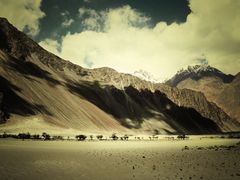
166 64 240 124
0 17 239 135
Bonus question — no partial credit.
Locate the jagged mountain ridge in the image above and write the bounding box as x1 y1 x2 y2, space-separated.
166 64 240 123
166 64 235 87
0 17 239 134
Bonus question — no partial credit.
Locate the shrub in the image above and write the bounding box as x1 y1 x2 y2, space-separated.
42 132 51 140
110 133 118 140
18 133 31 140
32 134 41 140
90 135 93 140
177 134 189 140
96 135 103 140
52 136 64 140
76 134 87 141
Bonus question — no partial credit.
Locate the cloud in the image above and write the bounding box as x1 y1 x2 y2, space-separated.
62 18 74 27
83 57 94 68
103 5 150 31
39 0 240 81
38 39 60 55
0 0 45 36
78 7 104 31
83 0 91 3
61 10 74 27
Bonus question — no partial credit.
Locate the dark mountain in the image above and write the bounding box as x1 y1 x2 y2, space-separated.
166 64 235 87
0 92 6 123
166 65 240 123
0 17 239 134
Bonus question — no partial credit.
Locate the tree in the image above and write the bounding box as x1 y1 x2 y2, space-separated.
42 132 51 140
2 132 7 138
18 133 31 140
96 135 103 140
110 133 118 141
90 135 93 140
177 134 187 140
32 134 40 140
76 134 87 141
124 135 128 140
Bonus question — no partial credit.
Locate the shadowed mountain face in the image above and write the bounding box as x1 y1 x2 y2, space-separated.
0 92 6 123
0 17 239 134
66 81 221 134
166 65 240 124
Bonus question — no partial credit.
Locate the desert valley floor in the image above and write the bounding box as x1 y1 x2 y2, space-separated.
0 138 239 180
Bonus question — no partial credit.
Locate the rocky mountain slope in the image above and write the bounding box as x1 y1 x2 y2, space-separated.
0 17 239 134
165 64 235 87
166 65 240 123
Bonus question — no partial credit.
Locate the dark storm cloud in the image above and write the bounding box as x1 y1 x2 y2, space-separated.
35 0 190 41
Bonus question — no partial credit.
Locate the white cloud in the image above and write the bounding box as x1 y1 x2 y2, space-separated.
62 18 74 27
78 7 104 31
39 0 240 81
104 5 150 31
38 39 60 55
0 0 45 36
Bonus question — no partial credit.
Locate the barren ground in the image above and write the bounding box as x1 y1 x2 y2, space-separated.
0 138 239 180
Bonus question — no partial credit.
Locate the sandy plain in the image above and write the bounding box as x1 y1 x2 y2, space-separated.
0 138 239 180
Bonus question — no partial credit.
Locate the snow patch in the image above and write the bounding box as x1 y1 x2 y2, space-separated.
133 69 160 83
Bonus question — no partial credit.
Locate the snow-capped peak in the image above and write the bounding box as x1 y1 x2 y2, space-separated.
166 64 233 87
176 64 223 76
133 69 159 83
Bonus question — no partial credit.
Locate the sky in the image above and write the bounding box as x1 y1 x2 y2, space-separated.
0 0 240 81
